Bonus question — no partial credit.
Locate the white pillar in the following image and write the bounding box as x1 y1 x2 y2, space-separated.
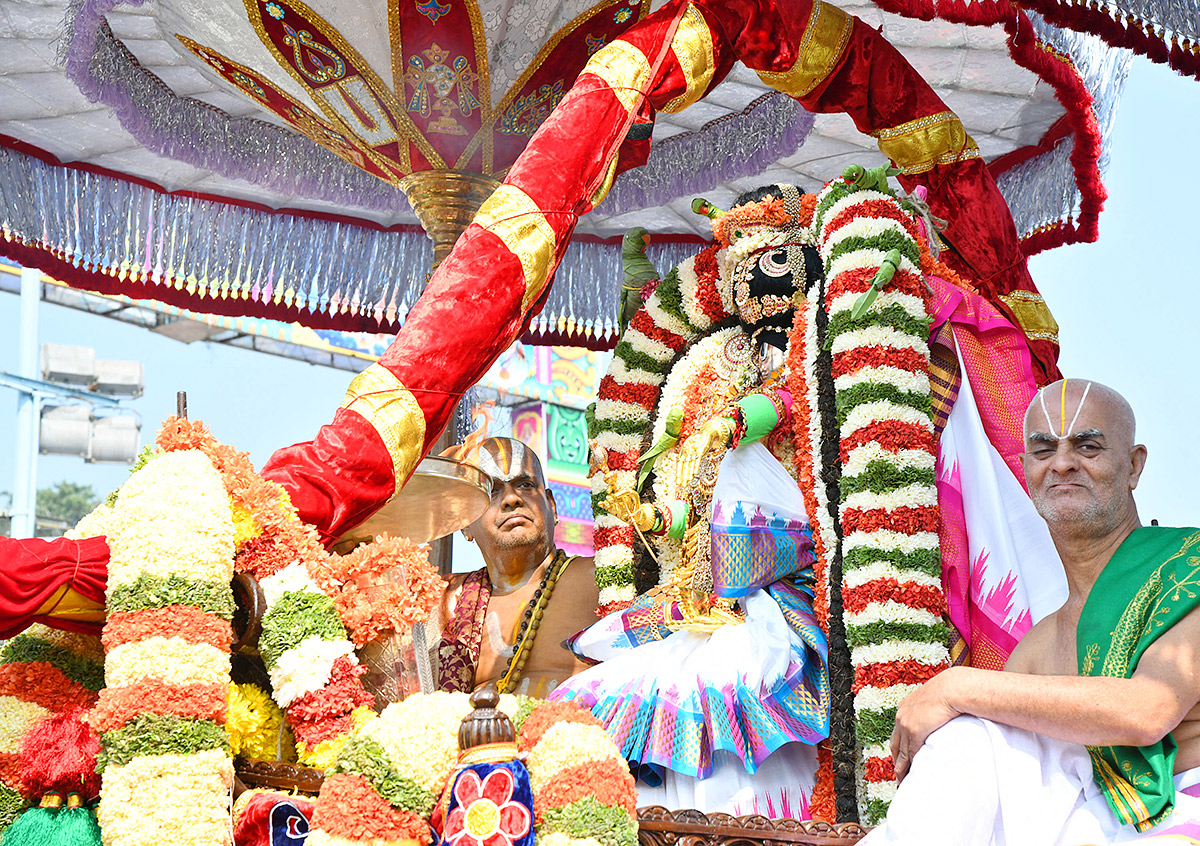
10 266 40 538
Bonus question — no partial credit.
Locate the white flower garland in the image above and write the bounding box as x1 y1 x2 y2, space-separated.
591 250 734 611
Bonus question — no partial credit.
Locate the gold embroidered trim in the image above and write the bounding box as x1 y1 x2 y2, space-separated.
583 40 654 111
455 0 493 171
754 1 852 99
1089 750 1149 825
873 111 980 175
590 157 620 208
474 184 558 309
480 0 646 165
243 0 429 169
458 742 519 764
998 290 1060 344
340 363 426 495
662 5 716 113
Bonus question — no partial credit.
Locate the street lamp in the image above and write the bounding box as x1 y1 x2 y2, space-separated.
3 266 147 536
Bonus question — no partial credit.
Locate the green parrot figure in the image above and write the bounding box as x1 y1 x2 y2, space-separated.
842 163 903 195
619 227 659 336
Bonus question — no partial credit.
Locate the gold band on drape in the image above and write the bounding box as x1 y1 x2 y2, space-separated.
754 1 853 99
341 363 427 493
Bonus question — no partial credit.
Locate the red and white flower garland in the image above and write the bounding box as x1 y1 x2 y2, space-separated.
91 450 237 846
591 248 732 612
809 178 950 824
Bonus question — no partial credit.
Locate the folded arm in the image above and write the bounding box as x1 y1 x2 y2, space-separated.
891 603 1200 780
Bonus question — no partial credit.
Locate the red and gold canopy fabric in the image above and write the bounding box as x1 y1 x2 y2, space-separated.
0 0 1143 349
263 0 1056 539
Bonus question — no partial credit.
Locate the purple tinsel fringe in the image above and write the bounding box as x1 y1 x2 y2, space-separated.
59 2 815 218
604 93 817 214
61 0 409 214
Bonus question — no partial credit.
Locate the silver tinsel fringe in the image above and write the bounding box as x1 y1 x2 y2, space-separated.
0 142 711 339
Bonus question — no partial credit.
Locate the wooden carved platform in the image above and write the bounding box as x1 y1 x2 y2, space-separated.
234 761 869 846
637 807 868 846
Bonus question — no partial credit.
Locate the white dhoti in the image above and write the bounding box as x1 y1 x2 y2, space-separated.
861 716 1200 845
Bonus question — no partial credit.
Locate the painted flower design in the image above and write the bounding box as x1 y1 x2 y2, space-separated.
444 768 531 846
266 2 284 19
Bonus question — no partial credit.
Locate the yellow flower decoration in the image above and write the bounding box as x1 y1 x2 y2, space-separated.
297 706 376 770
227 683 293 762
231 504 262 546
528 723 627 792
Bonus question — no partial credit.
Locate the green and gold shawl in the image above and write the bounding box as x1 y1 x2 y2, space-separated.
1077 526 1200 831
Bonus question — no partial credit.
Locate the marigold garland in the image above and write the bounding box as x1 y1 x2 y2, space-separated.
102 605 233 651
515 700 604 752
155 418 444 770
90 680 228 732
320 535 442 648
311 773 431 844
307 694 636 846
533 758 639 821
0 626 103 835
226 682 293 761
0 662 95 715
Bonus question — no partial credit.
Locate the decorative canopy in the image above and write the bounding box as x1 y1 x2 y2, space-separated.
0 0 1157 345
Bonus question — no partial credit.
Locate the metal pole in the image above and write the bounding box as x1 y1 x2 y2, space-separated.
10 266 40 538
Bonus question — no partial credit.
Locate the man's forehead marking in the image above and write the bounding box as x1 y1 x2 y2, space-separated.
477 440 528 482
1036 380 1092 441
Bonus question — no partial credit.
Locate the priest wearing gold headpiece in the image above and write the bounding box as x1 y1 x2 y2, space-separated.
433 437 599 697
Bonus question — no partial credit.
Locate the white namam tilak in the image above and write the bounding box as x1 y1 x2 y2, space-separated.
1036 379 1093 440
475 438 529 482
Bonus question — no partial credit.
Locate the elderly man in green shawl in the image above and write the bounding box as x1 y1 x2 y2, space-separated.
863 379 1200 845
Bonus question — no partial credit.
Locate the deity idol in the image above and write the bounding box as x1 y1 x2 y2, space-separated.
552 170 1067 824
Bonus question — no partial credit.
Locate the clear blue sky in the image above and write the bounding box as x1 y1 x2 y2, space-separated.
1 54 1197 528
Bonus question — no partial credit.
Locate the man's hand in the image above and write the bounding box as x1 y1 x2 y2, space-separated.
890 667 962 782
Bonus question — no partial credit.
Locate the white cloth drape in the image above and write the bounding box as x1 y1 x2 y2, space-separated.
861 716 1200 845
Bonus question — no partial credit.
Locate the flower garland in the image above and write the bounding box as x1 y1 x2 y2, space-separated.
92 449 237 846
153 418 439 771
155 417 327 580
0 625 104 833
257 562 376 769
320 536 443 648
227 683 293 762
807 176 951 825
591 247 734 612
307 694 636 846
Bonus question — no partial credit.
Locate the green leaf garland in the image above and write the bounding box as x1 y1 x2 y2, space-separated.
258 590 346 668
99 714 228 770
0 636 105 691
106 574 235 620
540 797 637 846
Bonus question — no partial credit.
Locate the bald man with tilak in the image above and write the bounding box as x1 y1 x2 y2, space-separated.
433 437 598 697
862 379 1200 845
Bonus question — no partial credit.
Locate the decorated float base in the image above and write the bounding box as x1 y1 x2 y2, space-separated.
234 762 869 846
